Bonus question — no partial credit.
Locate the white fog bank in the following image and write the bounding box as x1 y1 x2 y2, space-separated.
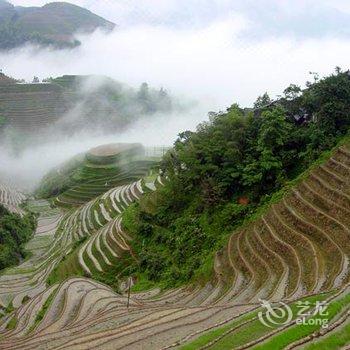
0 12 350 190
1 17 349 109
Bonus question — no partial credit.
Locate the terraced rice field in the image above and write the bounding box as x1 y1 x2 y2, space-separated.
54 159 157 207
0 184 26 215
0 172 160 309
0 145 350 349
0 83 71 131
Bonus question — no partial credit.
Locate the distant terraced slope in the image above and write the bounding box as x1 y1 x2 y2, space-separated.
0 143 350 349
0 74 175 133
40 143 159 207
0 184 25 214
0 81 72 131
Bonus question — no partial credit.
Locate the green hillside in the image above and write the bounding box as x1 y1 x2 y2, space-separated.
1 135 350 348
0 204 36 270
0 0 115 50
122 68 350 288
1 69 350 349
36 143 159 207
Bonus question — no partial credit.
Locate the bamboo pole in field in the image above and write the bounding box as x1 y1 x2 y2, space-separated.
127 277 131 310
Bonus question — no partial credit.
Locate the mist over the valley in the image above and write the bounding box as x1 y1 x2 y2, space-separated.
0 106 208 190
1 1 350 191
0 75 204 190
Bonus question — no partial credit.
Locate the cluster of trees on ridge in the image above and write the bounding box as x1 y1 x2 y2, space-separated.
0 205 36 270
123 68 350 288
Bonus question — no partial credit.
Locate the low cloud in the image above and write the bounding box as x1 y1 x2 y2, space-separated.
1 17 349 108
1 11 350 190
0 107 206 190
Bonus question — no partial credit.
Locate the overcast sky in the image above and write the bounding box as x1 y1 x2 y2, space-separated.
3 0 350 109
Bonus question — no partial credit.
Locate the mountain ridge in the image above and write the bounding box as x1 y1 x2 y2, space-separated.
0 0 115 50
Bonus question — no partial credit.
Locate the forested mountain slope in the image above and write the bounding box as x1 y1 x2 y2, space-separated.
0 0 115 50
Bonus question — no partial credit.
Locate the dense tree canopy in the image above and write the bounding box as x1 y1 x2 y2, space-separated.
0 205 36 270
